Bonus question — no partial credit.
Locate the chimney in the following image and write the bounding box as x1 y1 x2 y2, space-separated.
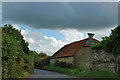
87 33 94 39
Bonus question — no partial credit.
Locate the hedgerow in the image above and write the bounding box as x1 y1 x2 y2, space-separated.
2 24 34 78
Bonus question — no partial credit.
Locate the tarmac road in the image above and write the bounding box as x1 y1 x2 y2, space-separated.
26 69 75 78
24 69 77 80
24 69 103 80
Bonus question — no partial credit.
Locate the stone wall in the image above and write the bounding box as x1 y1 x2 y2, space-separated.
92 49 120 73
74 47 90 68
50 57 74 65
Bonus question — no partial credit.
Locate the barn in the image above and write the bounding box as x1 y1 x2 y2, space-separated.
50 33 99 68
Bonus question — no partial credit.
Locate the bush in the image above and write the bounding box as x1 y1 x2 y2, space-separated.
91 42 102 50
78 64 89 71
54 60 59 66
66 63 73 69
54 60 73 69
59 61 64 67
2 24 34 78
30 51 50 69
92 25 120 55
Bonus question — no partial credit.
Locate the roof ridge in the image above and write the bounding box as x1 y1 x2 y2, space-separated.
65 38 89 46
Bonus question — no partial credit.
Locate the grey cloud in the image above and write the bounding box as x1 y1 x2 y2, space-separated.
118 1 120 25
3 2 118 30
2 0 117 2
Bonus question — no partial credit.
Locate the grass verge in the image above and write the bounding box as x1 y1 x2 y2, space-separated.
43 65 120 78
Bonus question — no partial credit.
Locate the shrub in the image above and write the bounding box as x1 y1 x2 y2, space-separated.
66 63 73 69
92 25 120 55
54 60 73 69
54 60 59 66
91 42 102 50
79 64 89 71
30 51 50 69
59 61 64 67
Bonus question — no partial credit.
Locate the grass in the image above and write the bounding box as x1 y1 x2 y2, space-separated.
23 72 30 77
43 65 120 78
22 71 31 79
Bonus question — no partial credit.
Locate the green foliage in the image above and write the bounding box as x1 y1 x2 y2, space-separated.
54 60 59 66
2 24 30 54
78 64 89 71
39 53 48 57
43 65 119 78
2 24 34 78
92 25 120 55
30 50 50 69
67 63 74 69
54 60 73 69
91 42 102 50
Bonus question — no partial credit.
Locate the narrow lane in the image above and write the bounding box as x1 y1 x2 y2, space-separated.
26 69 76 78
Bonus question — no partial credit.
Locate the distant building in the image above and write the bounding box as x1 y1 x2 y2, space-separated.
50 34 99 68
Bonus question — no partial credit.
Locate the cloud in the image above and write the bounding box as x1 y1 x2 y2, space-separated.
23 29 86 55
12 25 87 55
21 29 65 55
3 2 118 31
13 24 113 56
60 28 113 41
12 24 20 30
118 1 120 25
92 28 111 40
60 29 86 43
2 0 117 2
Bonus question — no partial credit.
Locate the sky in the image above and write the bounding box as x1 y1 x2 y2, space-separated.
1 0 119 2
2 1 119 56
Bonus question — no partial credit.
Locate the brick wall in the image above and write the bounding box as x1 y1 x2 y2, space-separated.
50 57 74 65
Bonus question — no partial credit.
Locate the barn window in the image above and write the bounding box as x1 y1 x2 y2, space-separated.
86 40 90 44
87 40 94 45
91 41 95 45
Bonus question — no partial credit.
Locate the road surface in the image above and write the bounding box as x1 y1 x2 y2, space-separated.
24 69 100 80
25 69 76 79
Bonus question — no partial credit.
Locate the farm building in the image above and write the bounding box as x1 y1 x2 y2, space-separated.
50 33 99 68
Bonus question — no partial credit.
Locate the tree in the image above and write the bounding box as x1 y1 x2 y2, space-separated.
2 24 34 78
30 51 50 69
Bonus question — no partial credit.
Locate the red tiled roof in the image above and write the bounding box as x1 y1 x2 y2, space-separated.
51 38 99 59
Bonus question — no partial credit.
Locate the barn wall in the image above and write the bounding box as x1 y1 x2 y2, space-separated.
50 57 74 65
74 47 90 68
92 49 120 73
